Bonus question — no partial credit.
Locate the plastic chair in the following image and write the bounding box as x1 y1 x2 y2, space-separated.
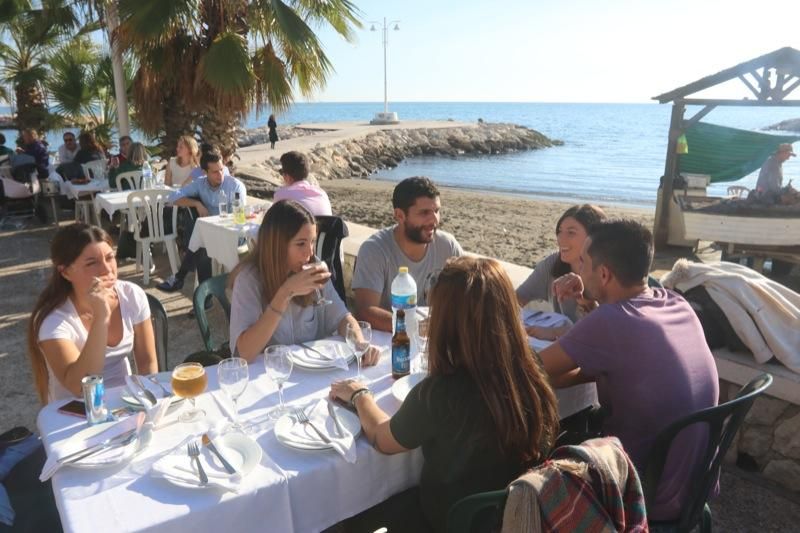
0 167 41 229
146 293 169 372
81 160 107 182
642 373 773 533
648 275 663 288
727 185 749 199
193 273 232 353
447 489 507 533
315 215 349 302
116 170 143 191
127 190 180 284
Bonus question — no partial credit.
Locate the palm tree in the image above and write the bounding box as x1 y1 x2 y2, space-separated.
116 0 362 157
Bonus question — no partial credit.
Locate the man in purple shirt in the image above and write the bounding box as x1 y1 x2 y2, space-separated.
539 219 718 522
274 151 332 216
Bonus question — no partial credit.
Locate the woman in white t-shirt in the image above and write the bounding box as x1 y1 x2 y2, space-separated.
28 224 158 403
164 135 199 187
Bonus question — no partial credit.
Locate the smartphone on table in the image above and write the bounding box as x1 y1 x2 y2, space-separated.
57 400 86 418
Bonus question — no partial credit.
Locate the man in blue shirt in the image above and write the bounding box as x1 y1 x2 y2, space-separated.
157 149 247 292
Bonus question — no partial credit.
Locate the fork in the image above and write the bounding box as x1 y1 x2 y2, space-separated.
295 408 332 444
187 441 208 485
147 374 172 398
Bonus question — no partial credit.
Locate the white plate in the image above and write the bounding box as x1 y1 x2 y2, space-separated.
64 422 141 469
391 373 426 403
160 433 262 490
274 404 361 451
121 375 185 409
289 340 355 371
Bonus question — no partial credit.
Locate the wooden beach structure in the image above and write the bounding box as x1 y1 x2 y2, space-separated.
652 47 800 269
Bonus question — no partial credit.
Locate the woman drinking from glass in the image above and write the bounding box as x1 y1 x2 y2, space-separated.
330 256 560 533
27 224 157 404
229 200 379 363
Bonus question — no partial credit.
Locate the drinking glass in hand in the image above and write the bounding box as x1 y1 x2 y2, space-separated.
302 255 332 307
171 362 208 422
217 357 252 433
264 345 293 419
346 321 372 381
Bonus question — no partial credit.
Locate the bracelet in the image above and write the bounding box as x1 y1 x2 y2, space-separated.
267 303 284 316
349 387 373 409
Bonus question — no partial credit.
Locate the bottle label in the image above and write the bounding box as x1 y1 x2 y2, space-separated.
391 293 417 309
392 344 410 374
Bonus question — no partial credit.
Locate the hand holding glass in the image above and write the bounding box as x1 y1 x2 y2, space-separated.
303 256 332 307
217 357 252 433
346 321 372 381
171 362 208 422
264 345 293 419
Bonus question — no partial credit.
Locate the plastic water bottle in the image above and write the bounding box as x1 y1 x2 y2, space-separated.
141 160 152 189
391 266 417 337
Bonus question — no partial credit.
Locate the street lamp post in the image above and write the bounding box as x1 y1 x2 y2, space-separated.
369 17 400 125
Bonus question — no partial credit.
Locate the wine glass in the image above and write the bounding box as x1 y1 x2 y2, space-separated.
346 321 372 381
264 345 293 419
171 362 208 422
302 255 332 307
217 357 252 433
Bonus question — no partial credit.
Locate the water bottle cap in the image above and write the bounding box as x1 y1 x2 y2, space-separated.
398 266 408 274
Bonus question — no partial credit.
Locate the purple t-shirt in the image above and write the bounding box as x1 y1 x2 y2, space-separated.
558 288 718 520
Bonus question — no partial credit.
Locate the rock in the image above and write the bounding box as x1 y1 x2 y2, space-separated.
774 413 800 460
763 459 800 492
738 425 773 459
745 395 788 426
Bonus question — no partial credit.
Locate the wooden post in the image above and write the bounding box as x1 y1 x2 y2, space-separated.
654 102 685 248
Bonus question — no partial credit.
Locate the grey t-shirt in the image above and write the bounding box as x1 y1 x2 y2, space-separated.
755 154 783 193
515 251 579 322
352 226 464 310
229 264 350 353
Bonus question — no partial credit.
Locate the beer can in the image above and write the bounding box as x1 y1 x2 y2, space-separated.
81 375 108 425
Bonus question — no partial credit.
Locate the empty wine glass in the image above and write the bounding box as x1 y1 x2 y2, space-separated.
217 357 252 433
302 255 332 307
346 321 372 381
264 345 293 419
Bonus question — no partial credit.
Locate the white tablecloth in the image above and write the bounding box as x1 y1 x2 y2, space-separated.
94 187 179 219
61 179 109 200
188 215 263 272
38 331 596 533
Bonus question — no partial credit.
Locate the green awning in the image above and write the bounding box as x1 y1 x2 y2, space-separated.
678 122 800 183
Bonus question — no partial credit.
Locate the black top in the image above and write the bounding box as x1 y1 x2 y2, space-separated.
74 148 104 165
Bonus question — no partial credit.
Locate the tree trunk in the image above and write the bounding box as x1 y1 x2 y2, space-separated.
14 81 48 138
198 105 241 163
160 93 196 158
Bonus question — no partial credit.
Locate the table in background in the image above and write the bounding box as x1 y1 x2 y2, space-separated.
60 179 109 201
188 211 267 273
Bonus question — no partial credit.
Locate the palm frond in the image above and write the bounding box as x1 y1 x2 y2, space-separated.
252 42 293 112
199 32 254 95
293 0 362 41
117 0 200 48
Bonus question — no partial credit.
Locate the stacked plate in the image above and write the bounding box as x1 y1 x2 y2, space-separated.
289 340 355 371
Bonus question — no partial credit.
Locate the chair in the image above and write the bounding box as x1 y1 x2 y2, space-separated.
648 275 663 288
116 170 143 191
0 166 41 229
642 373 773 533
727 185 749 199
193 273 232 353
447 490 507 533
127 190 180 284
146 293 169 371
81 159 107 182
315 215 349 302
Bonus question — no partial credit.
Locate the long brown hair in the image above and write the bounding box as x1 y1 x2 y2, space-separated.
427 256 559 465
552 204 607 278
231 200 316 307
27 224 114 404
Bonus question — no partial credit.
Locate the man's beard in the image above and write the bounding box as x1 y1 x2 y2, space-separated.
405 223 436 244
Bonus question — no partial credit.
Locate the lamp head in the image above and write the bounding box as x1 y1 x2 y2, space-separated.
393 24 400 30
370 24 376 31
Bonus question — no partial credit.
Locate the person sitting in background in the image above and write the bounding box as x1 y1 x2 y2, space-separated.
274 151 332 216
537 219 718 522
330 256 560 533
16 129 49 180
27 223 157 404
108 135 132 171
57 132 78 164
157 149 246 292
108 142 148 190
229 200 379 363
164 135 199 187
516 204 606 340
0 132 12 160
755 142 795 198
187 143 231 183
352 177 463 332
73 131 105 166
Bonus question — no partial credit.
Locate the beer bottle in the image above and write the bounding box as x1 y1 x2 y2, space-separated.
392 309 411 379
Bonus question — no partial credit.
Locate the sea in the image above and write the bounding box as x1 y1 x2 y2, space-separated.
4 102 799 209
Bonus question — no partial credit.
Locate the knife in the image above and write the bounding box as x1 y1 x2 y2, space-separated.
202 434 237 474
298 342 333 361
326 399 345 438
131 375 158 407
57 428 138 464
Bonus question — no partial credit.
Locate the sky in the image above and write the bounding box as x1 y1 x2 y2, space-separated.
303 0 800 103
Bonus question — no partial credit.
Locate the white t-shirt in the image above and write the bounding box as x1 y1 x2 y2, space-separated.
168 156 194 186
38 280 151 402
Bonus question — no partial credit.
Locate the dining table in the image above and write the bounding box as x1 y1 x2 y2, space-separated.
187 208 269 273
37 330 597 533
60 178 110 201
93 186 180 221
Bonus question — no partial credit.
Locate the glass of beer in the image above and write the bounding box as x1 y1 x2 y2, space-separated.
171 362 208 422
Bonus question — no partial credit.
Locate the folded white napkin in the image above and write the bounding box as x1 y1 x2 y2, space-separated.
282 399 356 463
40 412 145 481
289 342 350 371
150 436 242 493
124 375 174 426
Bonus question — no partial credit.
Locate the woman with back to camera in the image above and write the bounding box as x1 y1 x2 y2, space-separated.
28 223 157 403
516 204 606 340
229 200 379 363
330 256 560 533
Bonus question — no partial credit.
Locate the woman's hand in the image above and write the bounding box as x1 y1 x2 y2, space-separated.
88 277 113 323
552 272 585 303
361 345 381 367
329 379 366 404
279 265 331 300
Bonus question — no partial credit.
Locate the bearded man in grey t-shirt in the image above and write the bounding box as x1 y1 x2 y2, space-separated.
352 177 463 332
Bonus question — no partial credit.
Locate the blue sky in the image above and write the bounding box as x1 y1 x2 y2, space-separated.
305 0 800 103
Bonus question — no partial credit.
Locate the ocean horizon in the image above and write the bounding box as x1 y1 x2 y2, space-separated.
4 102 800 209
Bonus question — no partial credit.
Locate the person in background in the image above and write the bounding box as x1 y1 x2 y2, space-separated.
73 131 105 166
516 204 606 340
108 142 148 190
330 256 560 533
57 132 79 164
164 135 200 188
27 223 157 404
352 177 463 332
229 200 379 363
108 135 133 171
157 149 246 292
274 151 332 216
16 129 49 179
0 133 12 161
537 219 718 522
268 114 278 149
755 142 795 197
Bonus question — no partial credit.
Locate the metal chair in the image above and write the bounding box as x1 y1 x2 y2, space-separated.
727 185 749 199
193 273 232 353
315 215 349 302
127 190 180 284
146 293 169 371
642 373 773 532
